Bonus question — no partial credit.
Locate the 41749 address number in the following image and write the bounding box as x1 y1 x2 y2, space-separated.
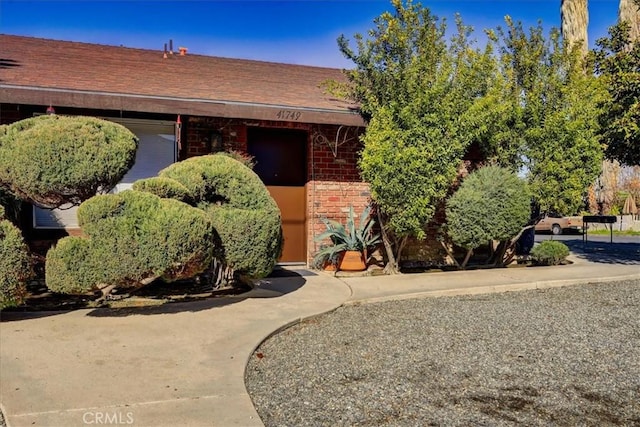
276 110 302 121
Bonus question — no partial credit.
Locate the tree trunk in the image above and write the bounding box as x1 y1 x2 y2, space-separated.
440 241 461 269
460 249 473 269
210 258 235 289
378 209 401 274
489 241 509 267
561 0 589 56
488 224 536 267
619 0 640 46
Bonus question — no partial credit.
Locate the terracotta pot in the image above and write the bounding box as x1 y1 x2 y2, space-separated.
322 261 337 271
338 250 366 271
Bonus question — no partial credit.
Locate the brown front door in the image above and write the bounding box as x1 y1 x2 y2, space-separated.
247 128 307 263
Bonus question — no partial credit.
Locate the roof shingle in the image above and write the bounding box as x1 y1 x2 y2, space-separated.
0 34 361 123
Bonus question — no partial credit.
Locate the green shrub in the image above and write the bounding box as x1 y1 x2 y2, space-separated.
0 186 22 225
158 154 277 211
447 166 531 250
46 190 215 294
132 177 192 203
206 206 282 279
0 115 138 208
531 241 570 266
0 218 31 308
144 154 283 280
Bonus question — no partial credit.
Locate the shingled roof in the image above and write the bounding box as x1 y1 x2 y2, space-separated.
0 34 364 126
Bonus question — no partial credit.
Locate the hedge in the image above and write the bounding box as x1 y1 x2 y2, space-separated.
0 215 31 308
46 190 215 294
0 115 138 208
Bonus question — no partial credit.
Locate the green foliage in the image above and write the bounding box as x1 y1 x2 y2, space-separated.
0 115 138 208
338 1 495 273
46 190 215 294
488 19 604 215
360 107 468 239
132 177 192 204
158 154 276 211
147 154 282 280
531 240 570 266
592 21 640 166
446 166 531 250
0 217 31 308
0 186 21 225
313 205 380 267
205 206 282 279
335 2 605 267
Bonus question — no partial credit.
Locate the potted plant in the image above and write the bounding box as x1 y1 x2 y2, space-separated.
313 205 381 271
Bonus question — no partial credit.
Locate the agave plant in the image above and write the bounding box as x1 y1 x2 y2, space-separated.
312 205 381 267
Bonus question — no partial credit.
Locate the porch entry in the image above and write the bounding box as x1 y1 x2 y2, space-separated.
247 127 307 263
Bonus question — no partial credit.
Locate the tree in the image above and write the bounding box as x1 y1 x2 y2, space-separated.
445 166 531 269
488 19 604 215
0 115 138 209
561 0 589 56
337 0 495 273
593 2 640 166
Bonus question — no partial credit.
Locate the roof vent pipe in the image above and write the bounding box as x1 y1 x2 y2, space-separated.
169 39 173 55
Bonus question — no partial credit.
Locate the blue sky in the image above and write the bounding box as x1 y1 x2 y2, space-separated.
0 0 621 68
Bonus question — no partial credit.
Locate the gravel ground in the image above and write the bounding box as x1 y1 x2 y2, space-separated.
246 280 640 426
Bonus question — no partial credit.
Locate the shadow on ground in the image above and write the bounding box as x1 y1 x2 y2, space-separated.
0 267 312 321
563 239 640 265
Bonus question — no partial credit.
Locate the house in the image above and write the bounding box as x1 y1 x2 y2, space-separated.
0 34 371 265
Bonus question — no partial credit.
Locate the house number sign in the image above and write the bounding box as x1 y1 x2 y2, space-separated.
275 110 302 121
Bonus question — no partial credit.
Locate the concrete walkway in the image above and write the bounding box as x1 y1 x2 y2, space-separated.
1 257 639 427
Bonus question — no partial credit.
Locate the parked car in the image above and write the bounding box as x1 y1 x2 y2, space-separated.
534 213 583 235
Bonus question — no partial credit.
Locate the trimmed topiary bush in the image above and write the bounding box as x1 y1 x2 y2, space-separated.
142 154 283 280
0 210 31 308
531 241 570 266
446 166 531 268
46 190 216 295
132 176 192 204
0 115 138 208
205 206 283 279
158 154 277 210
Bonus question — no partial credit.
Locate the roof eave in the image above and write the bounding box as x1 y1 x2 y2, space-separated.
0 85 366 127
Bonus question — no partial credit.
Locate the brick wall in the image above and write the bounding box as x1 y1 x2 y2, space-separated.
185 116 249 157
306 125 370 263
